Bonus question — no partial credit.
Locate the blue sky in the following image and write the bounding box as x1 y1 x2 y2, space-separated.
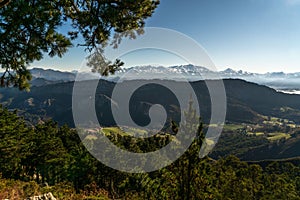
32 0 300 73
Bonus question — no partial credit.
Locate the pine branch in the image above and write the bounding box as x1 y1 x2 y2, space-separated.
0 0 10 8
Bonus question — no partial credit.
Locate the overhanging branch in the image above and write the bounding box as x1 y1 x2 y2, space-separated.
0 0 11 8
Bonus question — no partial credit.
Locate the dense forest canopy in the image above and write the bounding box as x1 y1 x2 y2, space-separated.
0 106 300 199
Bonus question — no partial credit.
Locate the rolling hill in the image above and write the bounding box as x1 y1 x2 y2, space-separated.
2 78 300 160
1 79 300 127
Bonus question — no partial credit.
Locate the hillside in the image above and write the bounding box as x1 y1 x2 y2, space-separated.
1 79 300 127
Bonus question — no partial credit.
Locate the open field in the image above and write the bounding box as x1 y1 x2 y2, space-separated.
267 132 291 141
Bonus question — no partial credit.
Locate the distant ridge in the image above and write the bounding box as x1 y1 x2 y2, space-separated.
30 68 76 82
29 65 300 90
2 78 300 126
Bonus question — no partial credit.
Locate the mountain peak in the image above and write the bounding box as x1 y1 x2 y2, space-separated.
30 68 75 82
223 68 237 73
28 65 300 91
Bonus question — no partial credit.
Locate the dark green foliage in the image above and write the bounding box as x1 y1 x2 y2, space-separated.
0 0 159 90
167 99 205 200
0 105 300 199
138 155 300 199
211 131 300 161
0 105 33 179
0 1 72 90
210 132 268 159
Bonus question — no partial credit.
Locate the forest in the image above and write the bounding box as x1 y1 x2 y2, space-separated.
1 105 300 199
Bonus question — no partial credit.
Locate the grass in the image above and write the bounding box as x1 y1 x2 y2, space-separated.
205 138 215 146
288 124 297 128
122 127 148 136
263 120 282 126
255 132 265 136
267 132 291 141
246 132 264 136
101 127 127 136
101 126 148 137
223 124 244 132
246 132 255 136
270 117 279 122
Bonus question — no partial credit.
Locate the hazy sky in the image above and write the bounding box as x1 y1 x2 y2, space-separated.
32 0 300 73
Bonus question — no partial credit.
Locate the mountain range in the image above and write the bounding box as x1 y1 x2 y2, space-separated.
28 65 300 91
0 65 296 128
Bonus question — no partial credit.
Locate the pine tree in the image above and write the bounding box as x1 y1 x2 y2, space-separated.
0 0 160 90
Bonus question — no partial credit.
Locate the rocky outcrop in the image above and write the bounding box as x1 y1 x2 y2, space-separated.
25 192 56 200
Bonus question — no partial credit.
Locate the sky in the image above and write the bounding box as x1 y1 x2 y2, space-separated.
32 0 300 73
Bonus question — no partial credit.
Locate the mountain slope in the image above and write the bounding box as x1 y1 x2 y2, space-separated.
1 79 300 127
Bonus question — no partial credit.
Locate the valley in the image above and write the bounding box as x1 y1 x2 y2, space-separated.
2 75 300 162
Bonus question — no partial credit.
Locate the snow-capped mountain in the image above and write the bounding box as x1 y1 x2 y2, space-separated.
114 65 260 79
220 68 255 77
101 65 300 92
113 64 219 80
28 65 300 92
169 64 213 74
30 68 76 81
